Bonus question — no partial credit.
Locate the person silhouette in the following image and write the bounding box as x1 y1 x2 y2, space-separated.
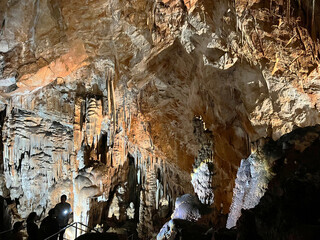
54 195 72 240
40 208 59 240
0 196 11 232
9 221 25 240
26 212 38 240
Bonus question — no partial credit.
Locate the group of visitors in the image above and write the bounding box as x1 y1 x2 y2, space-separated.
8 195 72 240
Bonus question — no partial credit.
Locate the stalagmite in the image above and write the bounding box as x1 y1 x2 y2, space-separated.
226 152 271 229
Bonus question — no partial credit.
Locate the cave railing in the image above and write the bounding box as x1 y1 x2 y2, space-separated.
44 221 100 240
0 221 135 240
0 228 13 238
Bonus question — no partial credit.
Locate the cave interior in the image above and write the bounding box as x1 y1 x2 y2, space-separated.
0 0 320 239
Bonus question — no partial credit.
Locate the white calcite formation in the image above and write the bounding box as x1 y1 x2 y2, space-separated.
191 161 214 205
108 195 120 220
157 219 178 240
3 107 74 216
226 152 271 229
126 202 135 220
157 194 202 240
171 194 202 221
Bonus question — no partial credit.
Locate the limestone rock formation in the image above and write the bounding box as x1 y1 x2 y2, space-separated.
234 126 320 240
0 0 319 239
226 151 272 229
191 161 214 205
156 219 210 240
171 194 202 221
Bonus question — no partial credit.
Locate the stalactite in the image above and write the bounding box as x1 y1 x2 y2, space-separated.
2 107 74 217
106 68 117 147
30 0 40 49
311 0 315 39
287 0 290 22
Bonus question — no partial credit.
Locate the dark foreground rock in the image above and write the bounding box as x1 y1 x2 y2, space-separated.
235 126 320 240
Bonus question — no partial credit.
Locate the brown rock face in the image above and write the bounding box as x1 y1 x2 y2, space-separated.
0 0 319 238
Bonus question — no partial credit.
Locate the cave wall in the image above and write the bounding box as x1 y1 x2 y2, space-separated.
0 0 319 238
230 125 320 240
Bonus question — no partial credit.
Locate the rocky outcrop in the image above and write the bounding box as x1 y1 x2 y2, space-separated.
227 125 320 230
234 125 320 240
226 151 272 229
191 161 214 205
2 106 74 216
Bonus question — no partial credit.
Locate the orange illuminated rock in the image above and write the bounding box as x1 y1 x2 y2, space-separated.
17 41 89 89
183 0 198 11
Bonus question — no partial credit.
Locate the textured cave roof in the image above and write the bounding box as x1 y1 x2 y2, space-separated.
0 0 320 214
